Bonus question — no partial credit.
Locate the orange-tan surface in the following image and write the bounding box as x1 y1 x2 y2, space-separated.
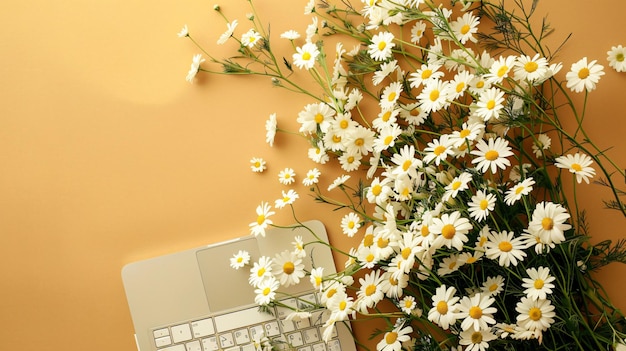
1 1 625 350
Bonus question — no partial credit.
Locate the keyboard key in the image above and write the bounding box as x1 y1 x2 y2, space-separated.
225 347 240 351
249 325 264 340
219 332 235 348
158 345 186 351
154 328 170 338
295 318 311 329
279 319 296 333
171 323 193 343
312 342 326 351
234 328 251 344
186 340 202 351
202 336 219 351
241 344 256 351
302 328 320 344
155 336 172 347
297 346 312 351
327 339 341 351
264 321 280 337
214 307 275 333
191 318 215 338
286 331 304 347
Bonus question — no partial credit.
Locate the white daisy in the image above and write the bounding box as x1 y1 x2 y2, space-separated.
293 42 320 70
379 81 403 109
280 30 301 40
186 54 205 83
376 324 412 351
470 137 514 174
308 141 330 164
431 211 473 251
328 174 351 191
450 11 479 44
241 29 262 48
373 124 402 153
399 295 417 315
372 60 398 86
177 24 189 38
249 157 266 173
527 201 572 246
303 168 321 186
229 250 251 270
326 291 355 322
428 285 460 330
442 172 473 202
458 329 497 351
249 202 275 237
356 269 385 312
409 63 444 89
254 275 280 305
504 177 535 205
366 177 394 204
457 293 498 331
248 256 273 287
484 55 516 84
341 212 361 237
297 102 335 134
607 45 626 72
515 297 556 332
513 53 549 83
423 134 455 166
217 19 238 44
475 87 506 121
274 189 299 209
522 266 556 300
484 230 527 267
554 153 596 184
273 250 306 287
310 267 324 291
467 190 496 222
265 113 277 147
368 31 395 61
531 133 551 158
410 20 426 43
278 168 296 185
417 79 450 113
481 275 505 296
338 149 363 172
565 57 604 93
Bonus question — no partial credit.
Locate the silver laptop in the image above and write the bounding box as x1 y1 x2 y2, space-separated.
122 220 357 351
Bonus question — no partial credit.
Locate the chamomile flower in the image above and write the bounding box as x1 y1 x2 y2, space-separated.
326 291 355 321
177 25 189 38
458 329 497 351
428 285 460 330
265 113 277 147
341 212 361 237
485 55 516 84
423 134 455 166
356 269 385 312
379 82 403 109
328 174 351 191
442 172 473 202
280 30 301 40
249 202 275 237
410 20 426 43
293 42 320 70
554 153 596 184
310 267 324 291
531 133 551 158
475 87 505 121
471 137 514 174
368 31 395 61
527 201 571 246
303 168 321 186
254 275 279 305
308 141 330 164
481 275 505 296
399 295 417 315
229 250 251 270
417 79 450 113
273 250 305 287
484 230 527 267
338 149 363 172
249 156 267 173
274 189 299 209
376 324 413 351
292 236 306 258
457 293 498 331
372 60 399 86
504 177 535 205
345 125 376 155
565 57 604 92
607 45 626 72
248 256 273 287
217 19 238 44
513 53 549 83
278 168 296 185
430 211 473 251
297 102 335 134
450 11 480 44
373 124 402 153
186 54 205 83
409 63 445 89
522 266 556 300
515 297 556 332
366 177 394 204
241 29 262 48
467 190 496 222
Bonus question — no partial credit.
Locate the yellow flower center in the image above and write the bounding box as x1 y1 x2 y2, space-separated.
480 199 489 210
469 306 483 319
437 300 449 314
388 276 398 286
529 307 542 321
404 300 413 308
485 150 499 161
332 135 342 143
402 159 413 172
382 110 392 122
441 224 456 240
542 217 554 230
515 186 526 195
385 332 398 345
339 300 347 311
315 113 324 124
421 69 433 79
372 184 382 196
340 120 349 129
283 262 295 275
471 331 483 344
429 89 440 101
498 241 513 252
365 284 377 296
617 53 625 62
364 233 374 247
355 138 364 146
534 279 545 289
347 156 355 164
387 92 397 102
434 145 447 156
254 161 261 167
448 261 457 269
459 129 471 138
486 100 496 110
257 214 265 225
237 257 244 263
524 61 538 73
421 225 430 237
257 268 266 277
456 82 466 93
466 256 478 264
315 276 322 286
451 181 462 190
377 237 389 248
489 283 499 292
283 196 291 203
571 163 583 172
348 221 355 229
302 52 311 61
497 65 509 77
366 253 375 262
401 247 412 260
378 41 387 51
476 80 485 89
460 24 471 35
263 287 271 296
578 67 590 79
384 135 394 145
326 288 337 299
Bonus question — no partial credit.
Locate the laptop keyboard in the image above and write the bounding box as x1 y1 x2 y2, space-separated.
151 293 342 351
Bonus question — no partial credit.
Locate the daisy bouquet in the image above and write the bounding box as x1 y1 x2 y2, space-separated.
180 0 626 350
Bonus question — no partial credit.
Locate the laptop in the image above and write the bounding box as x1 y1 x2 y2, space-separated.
122 220 357 351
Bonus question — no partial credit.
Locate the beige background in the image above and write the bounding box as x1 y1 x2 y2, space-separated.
1 1 625 350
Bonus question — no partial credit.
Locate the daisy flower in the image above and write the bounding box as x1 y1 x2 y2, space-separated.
229 250 251 270
423 134 455 166
457 293 498 331
448 70 473 100
504 177 535 205
607 45 626 72
249 202 275 237
373 124 402 153
297 102 335 134
265 113 277 147
467 190 496 222
515 297 556 332
565 57 605 93
368 31 395 61
302 168 321 186
250 157 266 173
509 163 532 182
248 256 273 287
341 212 361 237
308 141 330 164
254 275 280 305
376 324 413 351
458 329 497 351
272 250 305 287
527 201 572 246
338 149 363 172
217 19 238 45
428 285 460 330
470 137 514 174
522 266 556 300
430 211 473 251
379 82 403 109
484 55 516 84
481 275 505 296
410 20 426 43
356 269 385 312
531 133 551 158
417 79 450 113
442 172 473 202
366 177 394 204
326 291 355 322
241 29 262 48
475 87 505 121
450 11 480 44
484 230 527 267
186 54 205 83
554 153 596 184
278 168 296 185
513 53 549 83
177 24 189 38
274 189 299 209
437 253 461 276
345 125 376 155
399 295 417 315
280 30 301 40
390 145 420 179
292 236 306 258
293 42 320 70
310 267 324 291
328 174 351 191
408 63 444 89
372 60 398 86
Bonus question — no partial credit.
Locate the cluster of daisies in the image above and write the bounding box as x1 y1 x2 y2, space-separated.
182 0 626 350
